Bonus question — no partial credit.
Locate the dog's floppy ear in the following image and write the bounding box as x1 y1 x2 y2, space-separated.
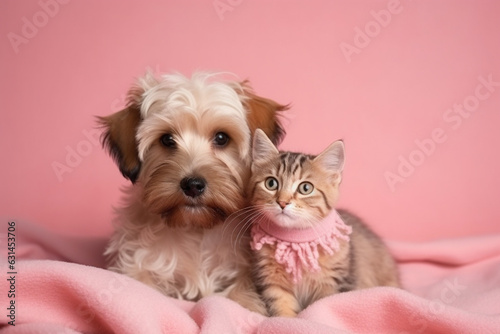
98 89 143 183
241 81 288 145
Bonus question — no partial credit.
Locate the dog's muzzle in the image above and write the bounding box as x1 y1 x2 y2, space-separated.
180 177 206 198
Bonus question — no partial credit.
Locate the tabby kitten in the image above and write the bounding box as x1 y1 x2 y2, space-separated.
248 129 399 317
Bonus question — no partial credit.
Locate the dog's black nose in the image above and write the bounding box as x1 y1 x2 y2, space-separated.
180 177 206 198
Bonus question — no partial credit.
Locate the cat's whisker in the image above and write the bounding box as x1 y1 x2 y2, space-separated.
227 207 259 239
232 210 260 251
233 206 271 247
225 205 271 254
223 206 259 239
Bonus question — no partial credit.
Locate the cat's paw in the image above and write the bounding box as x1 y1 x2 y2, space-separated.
268 303 299 317
271 309 298 317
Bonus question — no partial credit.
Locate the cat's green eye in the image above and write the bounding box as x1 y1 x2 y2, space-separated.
265 177 279 191
298 181 314 195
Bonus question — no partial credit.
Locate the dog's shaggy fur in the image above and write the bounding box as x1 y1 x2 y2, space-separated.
99 72 287 312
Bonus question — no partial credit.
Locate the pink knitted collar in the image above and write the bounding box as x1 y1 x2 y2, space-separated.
250 209 352 284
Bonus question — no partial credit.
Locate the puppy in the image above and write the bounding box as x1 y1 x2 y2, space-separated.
99 72 287 313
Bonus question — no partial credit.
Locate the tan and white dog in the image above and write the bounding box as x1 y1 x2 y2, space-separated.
99 72 287 313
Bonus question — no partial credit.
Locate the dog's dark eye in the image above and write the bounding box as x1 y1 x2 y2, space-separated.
213 132 229 147
160 134 176 148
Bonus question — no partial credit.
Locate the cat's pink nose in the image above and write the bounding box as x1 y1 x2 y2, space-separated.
278 201 289 209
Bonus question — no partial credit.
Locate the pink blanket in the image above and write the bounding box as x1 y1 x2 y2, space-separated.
2 221 500 333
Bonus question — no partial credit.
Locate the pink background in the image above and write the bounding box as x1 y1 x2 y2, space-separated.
1 0 499 241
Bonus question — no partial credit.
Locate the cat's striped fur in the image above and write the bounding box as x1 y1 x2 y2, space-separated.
248 129 399 317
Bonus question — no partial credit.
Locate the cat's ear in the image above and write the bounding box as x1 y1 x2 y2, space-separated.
314 140 345 172
252 129 279 168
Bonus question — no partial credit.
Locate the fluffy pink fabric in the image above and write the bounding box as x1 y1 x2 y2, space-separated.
1 220 500 333
250 210 352 283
